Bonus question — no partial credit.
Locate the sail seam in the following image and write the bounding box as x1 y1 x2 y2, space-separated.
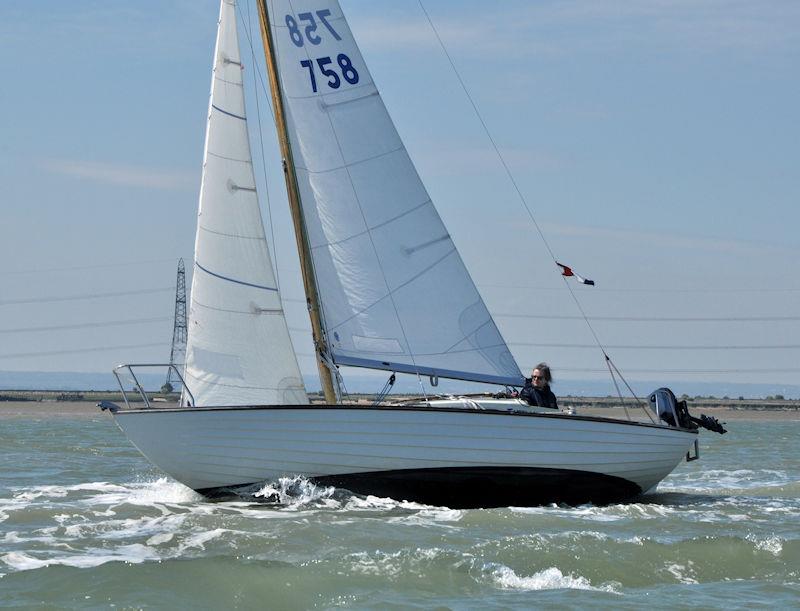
294 145 405 176
285 78 376 102
310 199 432 250
214 76 244 87
326 247 456 333
212 104 246 121
207 150 252 164
439 318 495 356
195 262 278 292
183 370 299 392
319 89 379 109
198 225 266 241
191 298 283 316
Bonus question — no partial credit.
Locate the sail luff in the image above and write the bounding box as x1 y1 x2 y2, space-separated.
256 0 338 404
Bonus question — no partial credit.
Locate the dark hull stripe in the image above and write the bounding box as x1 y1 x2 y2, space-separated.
197 466 643 509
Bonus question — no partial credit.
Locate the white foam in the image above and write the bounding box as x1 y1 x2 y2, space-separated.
82 478 201 508
347 550 402 578
664 469 794 493
510 501 678 523
146 532 174 546
177 528 227 551
487 564 619 593
665 562 698 584
2 552 49 571
747 534 784 556
252 476 338 509
12 482 129 503
1 544 160 572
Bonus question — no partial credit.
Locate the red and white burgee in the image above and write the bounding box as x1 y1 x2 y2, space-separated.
556 262 595 286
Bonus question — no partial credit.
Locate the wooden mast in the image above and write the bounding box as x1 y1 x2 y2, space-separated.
255 0 338 404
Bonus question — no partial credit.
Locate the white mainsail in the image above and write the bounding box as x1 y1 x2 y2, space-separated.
266 0 524 386
184 0 307 406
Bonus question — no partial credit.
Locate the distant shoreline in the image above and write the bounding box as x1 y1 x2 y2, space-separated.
2 389 799 406
1 399 797 421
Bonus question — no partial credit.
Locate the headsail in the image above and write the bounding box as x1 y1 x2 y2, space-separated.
184 0 307 406
264 0 523 386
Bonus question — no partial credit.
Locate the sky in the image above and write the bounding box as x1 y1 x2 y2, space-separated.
1 1 799 397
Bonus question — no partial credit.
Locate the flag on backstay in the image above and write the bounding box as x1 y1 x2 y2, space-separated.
556 262 595 286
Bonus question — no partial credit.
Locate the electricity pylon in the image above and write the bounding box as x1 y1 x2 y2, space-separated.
165 258 187 390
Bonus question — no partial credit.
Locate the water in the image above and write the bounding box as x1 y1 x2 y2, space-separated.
1 410 798 609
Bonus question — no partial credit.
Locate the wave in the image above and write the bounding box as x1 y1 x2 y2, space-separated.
481 563 620 593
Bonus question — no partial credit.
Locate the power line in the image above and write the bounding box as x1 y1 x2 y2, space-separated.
0 258 183 276
478 283 800 294
558 366 800 375
509 341 800 350
0 343 170 360
0 287 173 306
496 313 800 322
0 317 172 334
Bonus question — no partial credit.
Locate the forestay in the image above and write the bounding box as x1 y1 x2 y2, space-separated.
184 0 307 406
266 0 523 386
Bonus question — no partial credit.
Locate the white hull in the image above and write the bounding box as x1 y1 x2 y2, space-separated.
111 401 697 507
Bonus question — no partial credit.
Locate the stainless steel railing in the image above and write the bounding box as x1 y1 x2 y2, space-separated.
112 363 195 409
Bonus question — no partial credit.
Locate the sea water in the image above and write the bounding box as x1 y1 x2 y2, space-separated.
1 410 798 609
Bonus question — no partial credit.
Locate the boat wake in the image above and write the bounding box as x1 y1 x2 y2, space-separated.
249 476 339 508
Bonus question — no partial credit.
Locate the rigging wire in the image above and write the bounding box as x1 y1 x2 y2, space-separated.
240 2 281 292
416 2 605 337
372 373 396 406
606 355 655 423
415 2 727 407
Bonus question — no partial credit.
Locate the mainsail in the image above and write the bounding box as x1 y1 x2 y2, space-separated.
184 0 307 406
264 0 523 386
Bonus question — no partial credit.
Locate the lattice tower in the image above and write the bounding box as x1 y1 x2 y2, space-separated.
166 258 188 387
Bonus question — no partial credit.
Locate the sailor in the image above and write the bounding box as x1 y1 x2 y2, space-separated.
520 363 558 409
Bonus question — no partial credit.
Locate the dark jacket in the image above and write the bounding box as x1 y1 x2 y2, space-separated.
519 379 558 409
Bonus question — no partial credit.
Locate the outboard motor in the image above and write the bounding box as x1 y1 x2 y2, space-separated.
649 388 727 434
649 388 688 428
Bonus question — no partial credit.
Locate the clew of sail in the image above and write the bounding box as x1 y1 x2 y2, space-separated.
266 0 523 386
184 0 307 406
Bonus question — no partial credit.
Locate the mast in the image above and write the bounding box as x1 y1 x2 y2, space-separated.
255 0 338 404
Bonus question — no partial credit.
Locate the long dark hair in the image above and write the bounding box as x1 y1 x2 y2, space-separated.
534 362 553 385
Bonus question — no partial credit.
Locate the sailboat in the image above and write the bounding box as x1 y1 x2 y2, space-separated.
102 0 724 508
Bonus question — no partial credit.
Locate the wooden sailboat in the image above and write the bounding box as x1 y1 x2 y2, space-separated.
102 0 719 508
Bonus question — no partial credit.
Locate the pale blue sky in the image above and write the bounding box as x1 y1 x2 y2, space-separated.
1 1 798 394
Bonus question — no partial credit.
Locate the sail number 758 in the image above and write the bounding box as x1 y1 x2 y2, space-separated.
300 54 359 92
286 10 341 46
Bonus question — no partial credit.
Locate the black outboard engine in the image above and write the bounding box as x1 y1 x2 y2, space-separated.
648 388 726 434
649 388 690 428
